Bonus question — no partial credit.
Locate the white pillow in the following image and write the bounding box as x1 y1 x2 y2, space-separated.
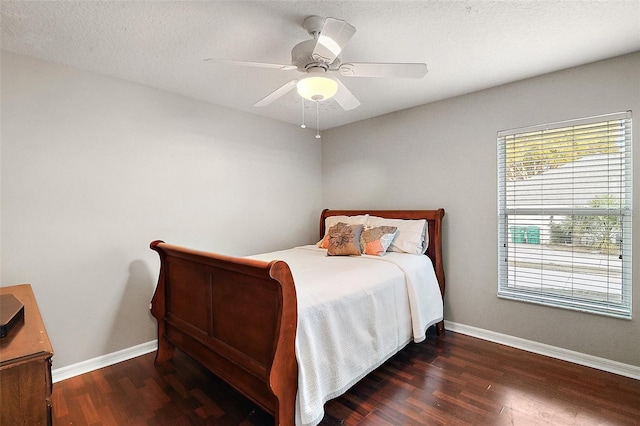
366 216 428 254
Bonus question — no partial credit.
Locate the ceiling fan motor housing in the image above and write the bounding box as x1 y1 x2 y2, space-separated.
291 39 338 72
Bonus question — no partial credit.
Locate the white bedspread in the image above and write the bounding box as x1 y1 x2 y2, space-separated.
248 245 443 426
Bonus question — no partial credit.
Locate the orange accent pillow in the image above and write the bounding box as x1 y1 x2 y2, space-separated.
360 226 398 256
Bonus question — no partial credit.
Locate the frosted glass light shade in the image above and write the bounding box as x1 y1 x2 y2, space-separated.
296 76 338 101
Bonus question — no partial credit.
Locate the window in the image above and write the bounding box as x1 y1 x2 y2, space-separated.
497 112 632 318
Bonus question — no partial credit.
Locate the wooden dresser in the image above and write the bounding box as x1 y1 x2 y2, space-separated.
0 284 54 426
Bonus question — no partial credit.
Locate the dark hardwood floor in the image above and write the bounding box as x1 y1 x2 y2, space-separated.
52 330 640 425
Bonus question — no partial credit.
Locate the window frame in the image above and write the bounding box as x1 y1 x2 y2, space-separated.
497 111 633 318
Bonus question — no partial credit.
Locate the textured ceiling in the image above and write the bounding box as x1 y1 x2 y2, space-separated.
2 1 639 131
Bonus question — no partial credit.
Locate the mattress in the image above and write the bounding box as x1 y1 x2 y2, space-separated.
249 245 443 426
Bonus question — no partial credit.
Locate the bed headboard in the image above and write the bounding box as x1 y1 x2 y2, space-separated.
320 209 446 298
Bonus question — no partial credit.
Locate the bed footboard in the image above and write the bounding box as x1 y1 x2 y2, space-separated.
150 240 298 425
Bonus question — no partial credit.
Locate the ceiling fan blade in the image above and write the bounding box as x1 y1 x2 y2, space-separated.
339 62 428 78
311 18 356 64
254 80 298 107
203 58 297 71
333 79 361 111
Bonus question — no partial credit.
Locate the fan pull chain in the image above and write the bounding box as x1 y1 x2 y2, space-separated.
300 98 306 129
315 101 321 139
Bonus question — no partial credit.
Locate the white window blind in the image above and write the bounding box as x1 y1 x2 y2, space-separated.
497 111 632 318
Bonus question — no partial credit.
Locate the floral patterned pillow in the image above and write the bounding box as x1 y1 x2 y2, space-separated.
326 223 363 256
318 215 369 248
360 226 398 256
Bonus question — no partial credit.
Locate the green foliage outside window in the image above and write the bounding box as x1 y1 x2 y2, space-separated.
549 195 622 255
505 122 619 182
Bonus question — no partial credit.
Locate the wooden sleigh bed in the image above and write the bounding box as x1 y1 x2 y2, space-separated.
150 208 445 425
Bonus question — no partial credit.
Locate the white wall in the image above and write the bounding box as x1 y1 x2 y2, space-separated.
322 52 640 367
1 52 323 368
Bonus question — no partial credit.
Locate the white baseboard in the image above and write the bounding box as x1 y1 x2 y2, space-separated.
445 321 640 380
52 324 640 384
52 340 158 383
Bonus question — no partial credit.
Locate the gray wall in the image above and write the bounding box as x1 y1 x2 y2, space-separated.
322 52 640 367
2 49 638 371
1 52 323 368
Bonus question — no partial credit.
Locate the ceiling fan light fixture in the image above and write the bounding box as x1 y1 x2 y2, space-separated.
296 76 338 101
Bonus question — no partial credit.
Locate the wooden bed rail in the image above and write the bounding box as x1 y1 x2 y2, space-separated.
149 240 298 425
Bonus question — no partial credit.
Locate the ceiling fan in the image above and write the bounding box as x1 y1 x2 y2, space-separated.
204 15 428 112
